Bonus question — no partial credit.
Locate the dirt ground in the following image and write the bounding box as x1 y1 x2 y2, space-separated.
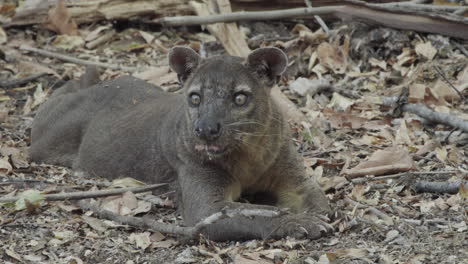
1 7 467 264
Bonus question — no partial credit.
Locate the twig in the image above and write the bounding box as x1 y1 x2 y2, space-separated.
351 171 458 184
379 2 468 12
433 66 464 100
304 0 330 35
0 183 166 203
413 181 465 194
0 73 48 88
19 46 139 72
345 197 393 225
451 40 468 58
77 200 280 238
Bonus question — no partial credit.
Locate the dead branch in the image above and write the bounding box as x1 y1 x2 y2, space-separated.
0 183 166 203
403 104 468 133
19 46 139 72
0 73 48 88
155 6 342 26
413 181 466 194
76 200 280 238
383 93 468 134
155 3 468 40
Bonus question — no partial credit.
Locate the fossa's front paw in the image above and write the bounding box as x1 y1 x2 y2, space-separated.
270 213 333 239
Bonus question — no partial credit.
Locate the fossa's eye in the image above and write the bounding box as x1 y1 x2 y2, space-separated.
189 93 201 106
234 93 248 106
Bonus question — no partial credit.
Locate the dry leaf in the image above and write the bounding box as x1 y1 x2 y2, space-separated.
0 156 13 175
317 41 348 74
409 83 426 102
431 79 461 101
44 0 79 35
133 66 178 87
52 35 84 50
345 146 414 178
129 232 151 250
415 42 437 60
434 147 447 163
110 177 145 188
82 215 109 232
0 147 29 168
327 92 354 112
0 26 7 44
395 120 412 145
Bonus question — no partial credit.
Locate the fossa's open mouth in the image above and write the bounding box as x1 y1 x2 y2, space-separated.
195 144 227 156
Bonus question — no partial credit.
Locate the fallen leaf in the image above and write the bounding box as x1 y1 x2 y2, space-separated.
0 147 29 168
395 120 412 145
151 239 176 249
384 230 399 242
434 147 447 163
409 83 426 102
415 42 437 60
0 156 13 176
327 92 354 112
344 146 415 178
133 66 178 87
52 35 84 50
129 232 151 250
81 215 109 232
44 0 79 35
15 190 45 211
110 177 145 188
6 249 23 262
317 39 349 74
431 79 461 101
0 26 7 44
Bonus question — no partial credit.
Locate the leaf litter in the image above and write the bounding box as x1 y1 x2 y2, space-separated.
0 4 467 264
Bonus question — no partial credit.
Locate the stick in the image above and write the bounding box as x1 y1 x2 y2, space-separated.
383 92 468 133
77 200 280 238
351 171 458 184
19 46 139 72
413 181 465 194
305 0 330 34
0 73 48 88
155 6 341 26
403 103 468 133
451 40 468 58
0 183 166 203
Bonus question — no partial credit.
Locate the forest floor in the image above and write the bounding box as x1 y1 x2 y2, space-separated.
1 7 467 264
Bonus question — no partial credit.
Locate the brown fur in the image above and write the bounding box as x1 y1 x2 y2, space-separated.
31 47 331 241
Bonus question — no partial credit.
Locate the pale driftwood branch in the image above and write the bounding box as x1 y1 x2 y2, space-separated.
155 6 341 26
0 73 48 88
0 183 166 203
413 181 466 194
77 200 280 238
19 46 139 72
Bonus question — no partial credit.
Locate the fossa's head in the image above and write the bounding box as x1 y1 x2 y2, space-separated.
169 46 288 159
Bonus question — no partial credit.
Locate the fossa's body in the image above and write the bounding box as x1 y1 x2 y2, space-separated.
31 47 331 241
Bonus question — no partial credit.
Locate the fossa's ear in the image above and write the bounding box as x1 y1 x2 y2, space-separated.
169 46 201 83
245 47 288 86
